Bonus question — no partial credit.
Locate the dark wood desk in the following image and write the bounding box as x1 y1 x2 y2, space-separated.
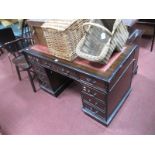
23 44 139 126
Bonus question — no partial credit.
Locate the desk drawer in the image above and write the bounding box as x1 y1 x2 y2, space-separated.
83 102 106 119
39 59 78 80
40 59 53 68
47 64 78 81
57 67 78 80
79 74 107 91
82 85 106 101
27 55 40 65
81 92 106 111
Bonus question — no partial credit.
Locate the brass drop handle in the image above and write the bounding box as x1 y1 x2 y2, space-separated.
66 70 70 75
95 102 98 105
93 93 97 96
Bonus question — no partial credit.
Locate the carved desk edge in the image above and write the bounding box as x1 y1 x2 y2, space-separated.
23 45 138 82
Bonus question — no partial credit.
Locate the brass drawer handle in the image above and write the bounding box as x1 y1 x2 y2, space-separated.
92 80 96 84
66 70 70 74
88 98 91 102
89 106 98 114
86 78 91 82
93 92 97 96
87 89 90 93
95 102 98 105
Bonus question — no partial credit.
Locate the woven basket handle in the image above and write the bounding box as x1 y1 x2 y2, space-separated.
83 22 112 36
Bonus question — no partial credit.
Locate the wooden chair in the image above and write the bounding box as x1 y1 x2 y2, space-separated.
0 27 36 92
0 48 3 55
0 27 16 56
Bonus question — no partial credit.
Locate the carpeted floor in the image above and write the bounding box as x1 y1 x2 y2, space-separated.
0 38 155 135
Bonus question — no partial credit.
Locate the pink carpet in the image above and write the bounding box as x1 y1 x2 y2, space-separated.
0 38 155 135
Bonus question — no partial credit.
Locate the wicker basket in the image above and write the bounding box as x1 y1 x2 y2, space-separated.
76 19 129 64
42 19 89 61
27 20 48 46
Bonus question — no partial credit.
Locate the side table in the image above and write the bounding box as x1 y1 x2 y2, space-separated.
137 19 155 51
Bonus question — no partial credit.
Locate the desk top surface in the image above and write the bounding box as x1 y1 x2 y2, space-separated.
24 44 137 82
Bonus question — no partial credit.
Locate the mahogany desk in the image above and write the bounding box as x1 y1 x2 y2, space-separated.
23 45 139 126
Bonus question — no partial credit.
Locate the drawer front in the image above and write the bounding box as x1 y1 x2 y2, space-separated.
81 92 106 111
83 102 106 119
38 58 79 81
57 66 78 80
39 58 53 69
82 85 106 101
27 55 53 90
27 54 40 65
32 64 46 75
79 73 107 91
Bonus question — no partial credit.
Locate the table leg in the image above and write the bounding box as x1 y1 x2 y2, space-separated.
151 24 155 52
